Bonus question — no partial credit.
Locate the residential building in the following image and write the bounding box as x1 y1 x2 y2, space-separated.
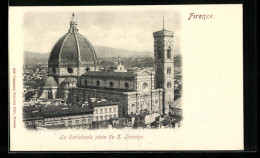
92 101 119 121
23 106 94 128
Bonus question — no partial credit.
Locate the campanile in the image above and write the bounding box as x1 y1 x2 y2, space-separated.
153 24 175 114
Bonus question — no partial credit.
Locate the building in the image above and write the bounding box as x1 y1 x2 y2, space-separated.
23 106 44 127
41 106 93 127
38 13 177 118
169 97 183 118
105 57 127 72
91 101 119 121
71 69 163 117
23 106 94 128
39 76 58 99
47 13 98 86
153 28 175 114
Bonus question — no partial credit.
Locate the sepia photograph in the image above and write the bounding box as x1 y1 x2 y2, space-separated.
22 11 182 130
9 5 243 151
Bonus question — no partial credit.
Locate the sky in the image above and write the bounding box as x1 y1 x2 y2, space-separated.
23 6 180 54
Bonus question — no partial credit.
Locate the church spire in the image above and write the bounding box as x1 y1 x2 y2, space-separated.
117 56 121 65
71 12 75 21
69 12 78 33
163 15 164 30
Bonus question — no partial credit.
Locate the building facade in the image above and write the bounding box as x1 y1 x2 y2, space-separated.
69 69 163 117
92 101 119 121
23 106 94 128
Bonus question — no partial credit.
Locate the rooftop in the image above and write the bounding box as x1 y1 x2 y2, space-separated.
77 85 135 92
23 105 94 120
111 117 119 120
92 101 119 107
62 77 77 83
41 106 94 117
169 97 182 109
81 71 136 78
48 13 98 68
153 29 174 36
23 106 43 120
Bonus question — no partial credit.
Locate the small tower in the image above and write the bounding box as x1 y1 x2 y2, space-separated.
115 56 127 72
68 12 78 33
153 18 174 114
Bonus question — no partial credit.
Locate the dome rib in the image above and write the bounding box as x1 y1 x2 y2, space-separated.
48 34 67 67
83 34 98 61
74 32 81 62
59 33 78 63
58 33 70 63
77 33 98 64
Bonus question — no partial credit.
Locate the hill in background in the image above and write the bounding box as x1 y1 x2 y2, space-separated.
24 45 181 66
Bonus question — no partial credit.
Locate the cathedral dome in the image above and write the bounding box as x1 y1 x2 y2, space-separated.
48 14 98 68
44 76 58 87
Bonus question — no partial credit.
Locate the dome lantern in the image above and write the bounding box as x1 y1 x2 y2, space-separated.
69 12 78 33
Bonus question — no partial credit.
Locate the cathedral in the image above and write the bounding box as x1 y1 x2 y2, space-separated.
40 14 175 118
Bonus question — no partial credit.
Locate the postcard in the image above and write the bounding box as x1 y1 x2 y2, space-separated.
9 5 243 151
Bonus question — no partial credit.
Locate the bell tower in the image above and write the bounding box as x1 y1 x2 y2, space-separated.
153 18 174 114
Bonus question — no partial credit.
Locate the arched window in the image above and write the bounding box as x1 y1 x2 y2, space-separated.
167 47 171 59
86 67 90 72
157 46 162 59
167 67 171 74
67 67 73 73
96 80 100 86
124 82 129 88
52 67 56 73
157 68 163 75
48 91 53 99
157 81 162 88
109 81 114 88
167 82 172 88
142 82 148 89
